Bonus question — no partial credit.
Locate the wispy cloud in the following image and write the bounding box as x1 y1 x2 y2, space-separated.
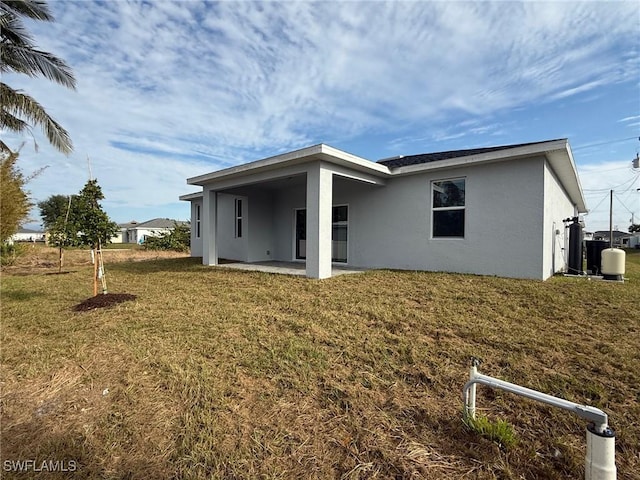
5 0 638 224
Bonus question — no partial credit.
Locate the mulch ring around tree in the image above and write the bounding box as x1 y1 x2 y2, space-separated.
73 293 137 312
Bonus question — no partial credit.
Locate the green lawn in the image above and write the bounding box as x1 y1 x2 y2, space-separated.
1 251 639 479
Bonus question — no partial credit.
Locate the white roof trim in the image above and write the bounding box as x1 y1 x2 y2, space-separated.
181 140 586 212
187 144 390 186
179 191 203 201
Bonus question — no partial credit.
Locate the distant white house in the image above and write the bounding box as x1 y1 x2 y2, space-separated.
10 227 46 243
114 218 187 244
180 139 587 280
592 230 632 247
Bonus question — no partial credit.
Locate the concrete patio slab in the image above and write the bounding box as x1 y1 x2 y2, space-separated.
218 261 367 277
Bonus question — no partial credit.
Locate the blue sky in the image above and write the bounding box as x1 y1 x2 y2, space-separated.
5 0 639 232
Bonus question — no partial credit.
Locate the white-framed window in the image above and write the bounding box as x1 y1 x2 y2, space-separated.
432 178 465 238
234 198 243 238
195 204 201 238
332 204 348 263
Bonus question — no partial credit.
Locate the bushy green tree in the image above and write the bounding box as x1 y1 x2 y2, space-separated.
143 222 190 252
72 179 118 248
0 147 31 242
38 180 118 248
630 224 640 233
38 194 71 229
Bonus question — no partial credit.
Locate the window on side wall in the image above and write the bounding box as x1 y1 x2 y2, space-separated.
195 204 201 238
432 178 465 238
235 198 243 238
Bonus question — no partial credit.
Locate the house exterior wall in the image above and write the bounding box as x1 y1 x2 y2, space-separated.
216 193 248 261
330 156 546 279
186 155 576 279
272 185 305 261
542 161 576 277
129 227 172 244
11 232 46 242
246 189 275 262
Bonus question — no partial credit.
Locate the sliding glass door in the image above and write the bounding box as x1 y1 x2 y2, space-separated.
295 206 348 263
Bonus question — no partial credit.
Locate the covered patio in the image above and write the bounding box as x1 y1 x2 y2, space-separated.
217 260 368 277
187 145 390 279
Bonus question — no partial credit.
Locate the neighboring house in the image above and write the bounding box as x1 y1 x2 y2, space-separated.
592 230 632 247
10 227 46 243
180 139 587 280
115 218 186 244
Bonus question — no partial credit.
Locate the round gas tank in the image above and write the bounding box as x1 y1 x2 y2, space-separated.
601 248 625 280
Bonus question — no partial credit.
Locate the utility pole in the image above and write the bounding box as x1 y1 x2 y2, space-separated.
609 190 613 248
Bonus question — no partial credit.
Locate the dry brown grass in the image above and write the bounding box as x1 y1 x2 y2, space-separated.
1 249 639 479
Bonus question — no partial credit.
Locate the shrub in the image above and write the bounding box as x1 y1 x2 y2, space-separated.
143 222 190 252
0 242 27 266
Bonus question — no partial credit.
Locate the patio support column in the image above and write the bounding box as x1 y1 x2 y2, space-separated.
306 162 332 279
202 189 218 265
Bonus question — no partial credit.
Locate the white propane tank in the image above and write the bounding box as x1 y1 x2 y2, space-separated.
601 248 625 281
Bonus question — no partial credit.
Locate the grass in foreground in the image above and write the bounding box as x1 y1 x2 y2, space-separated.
1 249 639 479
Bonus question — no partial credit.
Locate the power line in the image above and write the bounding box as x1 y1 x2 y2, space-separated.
582 173 639 192
614 192 635 215
573 136 639 151
585 191 612 215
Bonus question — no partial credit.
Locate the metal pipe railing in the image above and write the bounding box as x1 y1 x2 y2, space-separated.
463 359 616 480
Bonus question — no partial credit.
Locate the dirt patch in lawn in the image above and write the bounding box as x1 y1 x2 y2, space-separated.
73 293 137 311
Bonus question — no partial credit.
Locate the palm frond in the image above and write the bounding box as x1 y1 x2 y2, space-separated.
1 44 76 88
0 11 34 47
0 0 53 22
1 82 73 154
0 108 30 132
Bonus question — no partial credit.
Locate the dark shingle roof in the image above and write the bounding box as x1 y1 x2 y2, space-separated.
135 218 186 229
119 218 186 229
377 140 564 169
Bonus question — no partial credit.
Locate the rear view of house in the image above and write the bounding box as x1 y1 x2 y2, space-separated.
180 139 586 280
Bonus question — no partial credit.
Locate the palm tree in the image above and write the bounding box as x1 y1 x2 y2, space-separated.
0 0 76 154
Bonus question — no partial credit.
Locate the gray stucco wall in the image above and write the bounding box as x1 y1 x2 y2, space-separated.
542 161 576 278
217 193 248 261
247 189 275 262
333 157 546 278
188 155 578 279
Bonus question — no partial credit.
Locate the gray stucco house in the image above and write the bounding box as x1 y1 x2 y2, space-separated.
180 139 587 280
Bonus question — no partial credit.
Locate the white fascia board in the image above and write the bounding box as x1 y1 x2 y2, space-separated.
179 191 203 201
321 161 387 186
546 143 588 214
187 144 390 186
317 145 391 176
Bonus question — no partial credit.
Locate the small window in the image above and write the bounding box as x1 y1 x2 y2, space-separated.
235 198 243 238
195 204 201 238
432 178 465 238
